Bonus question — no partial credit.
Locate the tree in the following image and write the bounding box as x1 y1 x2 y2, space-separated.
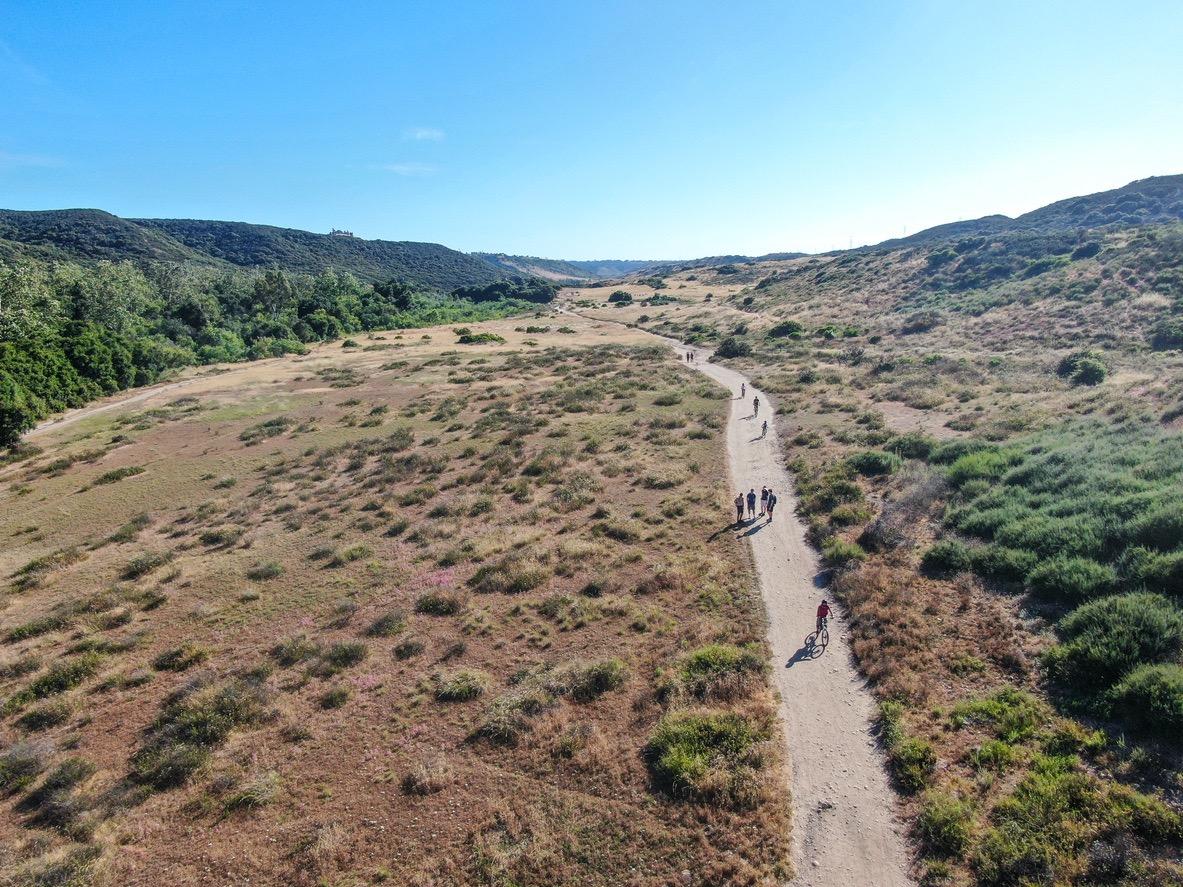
0 377 37 446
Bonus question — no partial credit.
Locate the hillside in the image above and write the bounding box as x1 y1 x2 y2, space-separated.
874 173 1183 251
472 253 660 281
0 209 213 266
0 209 502 291
136 218 502 289
563 184 1183 885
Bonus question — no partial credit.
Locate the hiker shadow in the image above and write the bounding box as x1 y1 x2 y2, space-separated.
708 522 743 542
786 633 827 667
739 521 767 537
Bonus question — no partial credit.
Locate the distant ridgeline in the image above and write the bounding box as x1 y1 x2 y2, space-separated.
0 210 558 447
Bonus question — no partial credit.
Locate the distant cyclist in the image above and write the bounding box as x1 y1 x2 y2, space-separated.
752 395 760 417
816 600 832 634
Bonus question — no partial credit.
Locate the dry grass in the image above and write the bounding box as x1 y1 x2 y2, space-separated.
0 317 789 885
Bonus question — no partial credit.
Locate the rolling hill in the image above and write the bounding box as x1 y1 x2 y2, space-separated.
472 253 662 281
0 210 503 291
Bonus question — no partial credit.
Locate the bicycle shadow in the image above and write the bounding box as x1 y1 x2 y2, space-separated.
786 631 828 667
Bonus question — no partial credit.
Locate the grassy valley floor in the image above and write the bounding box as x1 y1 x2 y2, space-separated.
0 316 791 886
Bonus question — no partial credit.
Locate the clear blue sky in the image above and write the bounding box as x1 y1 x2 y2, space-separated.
2 1 1181 259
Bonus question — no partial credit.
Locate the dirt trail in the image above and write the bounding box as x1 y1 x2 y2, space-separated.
686 350 913 886
568 309 913 885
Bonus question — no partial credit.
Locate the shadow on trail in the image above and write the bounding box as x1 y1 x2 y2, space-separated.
739 521 768 538
787 631 828 667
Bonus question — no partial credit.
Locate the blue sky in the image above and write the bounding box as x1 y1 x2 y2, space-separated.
2 1 1181 259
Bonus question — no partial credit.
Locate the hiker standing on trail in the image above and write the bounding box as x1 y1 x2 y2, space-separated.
746 488 757 519
734 493 744 524
753 395 760 417
759 486 769 516
766 490 777 521
761 420 768 438
740 382 746 399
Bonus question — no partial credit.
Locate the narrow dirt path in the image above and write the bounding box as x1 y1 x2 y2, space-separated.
565 308 913 885
685 349 913 886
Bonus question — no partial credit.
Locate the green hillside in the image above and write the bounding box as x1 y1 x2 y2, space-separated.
137 218 501 289
0 210 502 291
0 209 212 266
876 174 1183 251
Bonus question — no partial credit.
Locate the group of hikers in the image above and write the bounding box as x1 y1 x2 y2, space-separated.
735 485 778 523
730 378 834 641
684 350 698 363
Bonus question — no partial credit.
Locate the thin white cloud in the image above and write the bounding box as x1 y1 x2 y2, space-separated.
375 162 437 177
0 151 63 168
0 39 49 85
403 127 445 142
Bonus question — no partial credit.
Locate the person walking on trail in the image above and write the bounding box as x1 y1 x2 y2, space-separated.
759 486 769 516
753 395 760 417
766 490 777 521
761 419 768 438
746 488 757 519
733 493 744 524
816 600 832 634
740 382 746 399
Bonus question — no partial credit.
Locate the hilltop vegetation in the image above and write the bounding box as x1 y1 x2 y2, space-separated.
0 210 503 289
0 324 788 885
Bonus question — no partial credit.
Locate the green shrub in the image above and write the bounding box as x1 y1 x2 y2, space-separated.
366 611 406 637
16 700 73 732
767 320 804 338
122 551 172 580
320 686 350 709
946 449 1018 486
886 432 936 460
968 739 1016 773
847 450 902 476
468 556 549 594
131 679 270 789
951 689 1044 743
922 540 973 575
558 658 628 702
645 710 766 807
323 641 368 669
271 635 320 666
918 791 974 857
415 592 462 616
822 537 866 569
1070 356 1107 385
889 737 936 793
1027 556 1114 601
434 669 488 702
713 336 752 359
1045 592 1183 690
970 545 1038 582
1110 663 1183 738
246 561 283 581
662 644 765 701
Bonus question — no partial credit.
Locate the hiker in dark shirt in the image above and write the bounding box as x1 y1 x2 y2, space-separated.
746 488 757 519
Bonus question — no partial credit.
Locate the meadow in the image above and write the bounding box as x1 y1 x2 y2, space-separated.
0 318 790 887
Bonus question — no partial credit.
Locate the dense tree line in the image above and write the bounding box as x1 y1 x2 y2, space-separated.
0 259 540 445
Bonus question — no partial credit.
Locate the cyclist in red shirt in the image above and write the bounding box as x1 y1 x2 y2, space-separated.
816 600 832 634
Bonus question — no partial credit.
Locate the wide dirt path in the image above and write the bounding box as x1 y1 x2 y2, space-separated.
683 346 913 886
